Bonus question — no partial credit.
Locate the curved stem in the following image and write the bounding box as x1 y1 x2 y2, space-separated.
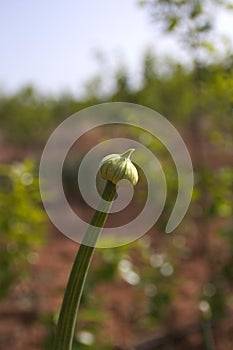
53 181 116 350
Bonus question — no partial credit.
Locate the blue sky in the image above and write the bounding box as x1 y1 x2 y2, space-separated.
1 0 233 96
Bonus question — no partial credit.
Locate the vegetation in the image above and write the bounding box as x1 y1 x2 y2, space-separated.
0 160 45 299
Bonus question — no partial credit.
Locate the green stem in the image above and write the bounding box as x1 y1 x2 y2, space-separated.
53 181 116 350
201 319 216 350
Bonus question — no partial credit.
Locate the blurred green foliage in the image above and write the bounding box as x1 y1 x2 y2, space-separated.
0 160 46 299
139 0 233 53
0 54 232 147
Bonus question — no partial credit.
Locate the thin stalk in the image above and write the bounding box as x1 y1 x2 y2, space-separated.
201 319 216 350
53 180 116 350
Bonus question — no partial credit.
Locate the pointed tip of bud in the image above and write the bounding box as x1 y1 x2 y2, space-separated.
121 148 135 159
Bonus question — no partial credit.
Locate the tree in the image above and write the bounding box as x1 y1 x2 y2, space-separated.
139 0 233 60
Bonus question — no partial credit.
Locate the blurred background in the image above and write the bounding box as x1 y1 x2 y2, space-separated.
0 1 233 349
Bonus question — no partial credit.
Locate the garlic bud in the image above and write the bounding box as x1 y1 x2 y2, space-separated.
99 149 138 186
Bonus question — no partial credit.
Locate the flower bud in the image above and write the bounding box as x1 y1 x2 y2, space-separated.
99 149 138 186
